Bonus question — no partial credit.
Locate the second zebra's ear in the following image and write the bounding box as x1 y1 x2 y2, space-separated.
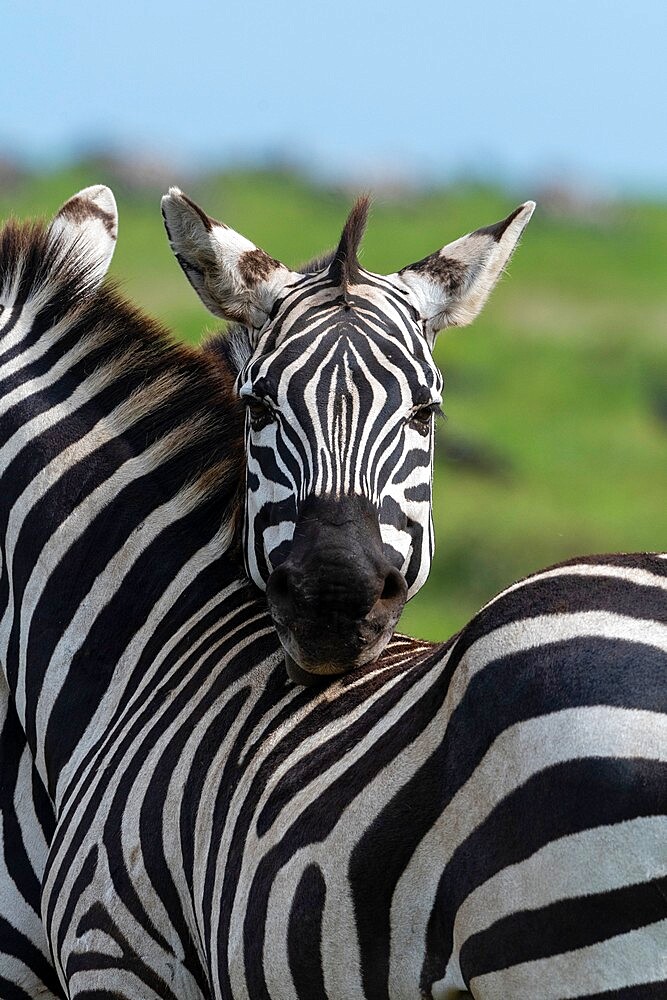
161 188 303 328
392 201 535 342
48 185 118 289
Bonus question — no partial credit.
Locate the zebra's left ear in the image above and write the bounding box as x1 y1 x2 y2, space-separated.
48 185 118 289
393 201 536 341
161 188 303 328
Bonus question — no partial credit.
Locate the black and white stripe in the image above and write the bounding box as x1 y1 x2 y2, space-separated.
42 554 667 998
0 189 665 998
0 677 61 998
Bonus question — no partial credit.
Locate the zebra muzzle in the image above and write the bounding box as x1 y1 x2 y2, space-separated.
265 494 408 682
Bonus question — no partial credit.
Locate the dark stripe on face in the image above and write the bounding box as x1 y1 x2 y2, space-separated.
404 482 431 503
376 435 415 498
403 519 425 583
392 444 431 484
258 276 340 346
248 443 292 490
379 494 408 531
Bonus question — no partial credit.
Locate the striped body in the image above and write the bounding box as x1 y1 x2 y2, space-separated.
42 556 667 998
0 191 665 997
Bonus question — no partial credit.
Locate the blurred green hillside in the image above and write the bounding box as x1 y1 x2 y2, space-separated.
2 163 666 641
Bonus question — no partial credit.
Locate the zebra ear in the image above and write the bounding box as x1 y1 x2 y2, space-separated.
161 188 302 328
48 185 118 289
394 201 536 340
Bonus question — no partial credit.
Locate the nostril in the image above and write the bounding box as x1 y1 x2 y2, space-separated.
267 565 294 615
269 566 290 598
380 568 406 603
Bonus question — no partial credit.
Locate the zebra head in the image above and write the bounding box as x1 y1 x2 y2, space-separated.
162 191 535 680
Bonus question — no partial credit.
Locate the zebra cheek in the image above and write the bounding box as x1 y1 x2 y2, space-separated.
401 505 434 600
405 545 432 601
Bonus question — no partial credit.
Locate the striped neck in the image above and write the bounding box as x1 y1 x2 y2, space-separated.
0 216 250 804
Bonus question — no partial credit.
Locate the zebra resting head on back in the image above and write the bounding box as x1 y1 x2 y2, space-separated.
161 190 535 683
1 187 664 1000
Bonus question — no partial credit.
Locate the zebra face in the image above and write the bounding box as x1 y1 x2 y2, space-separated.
237 268 442 675
162 190 535 679
239 267 442 592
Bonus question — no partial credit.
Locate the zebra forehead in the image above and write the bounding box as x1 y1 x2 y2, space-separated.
256 277 422 349
249 319 436 389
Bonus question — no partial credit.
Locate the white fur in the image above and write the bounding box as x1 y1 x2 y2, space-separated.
161 187 301 328
48 185 118 290
393 201 535 339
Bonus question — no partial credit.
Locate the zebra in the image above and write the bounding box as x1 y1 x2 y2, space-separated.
0 185 665 998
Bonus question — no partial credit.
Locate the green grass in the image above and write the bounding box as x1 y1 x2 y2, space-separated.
2 165 665 641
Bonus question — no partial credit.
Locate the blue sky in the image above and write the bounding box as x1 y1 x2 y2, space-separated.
2 0 666 192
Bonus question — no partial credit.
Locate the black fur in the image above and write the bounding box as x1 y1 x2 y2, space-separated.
327 196 371 289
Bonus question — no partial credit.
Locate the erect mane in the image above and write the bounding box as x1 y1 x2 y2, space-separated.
328 196 371 290
0 216 247 559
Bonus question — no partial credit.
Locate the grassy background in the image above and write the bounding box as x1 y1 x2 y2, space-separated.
2 165 666 641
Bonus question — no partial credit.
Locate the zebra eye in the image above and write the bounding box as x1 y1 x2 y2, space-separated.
244 396 274 431
408 403 442 437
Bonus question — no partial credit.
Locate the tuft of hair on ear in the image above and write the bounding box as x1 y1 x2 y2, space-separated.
328 195 371 290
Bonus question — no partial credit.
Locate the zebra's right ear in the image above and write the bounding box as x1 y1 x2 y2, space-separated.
48 185 118 289
161 188 302 328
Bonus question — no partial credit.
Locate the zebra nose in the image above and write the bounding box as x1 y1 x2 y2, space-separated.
265 563 295 621
266 557 407 677
265 495 408 675
266 560 406 625
379 566 406 604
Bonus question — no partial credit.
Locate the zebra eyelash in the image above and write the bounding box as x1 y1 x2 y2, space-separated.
412 401 445 420
242 393 276 431
408 401 444 436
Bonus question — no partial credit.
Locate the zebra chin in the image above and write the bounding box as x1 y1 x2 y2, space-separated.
267 576 406 684
264 494 409 683
278 621 399 686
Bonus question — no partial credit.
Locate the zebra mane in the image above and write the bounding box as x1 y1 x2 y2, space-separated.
0 216 247 560
0 218 101 309
328 195 371 290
